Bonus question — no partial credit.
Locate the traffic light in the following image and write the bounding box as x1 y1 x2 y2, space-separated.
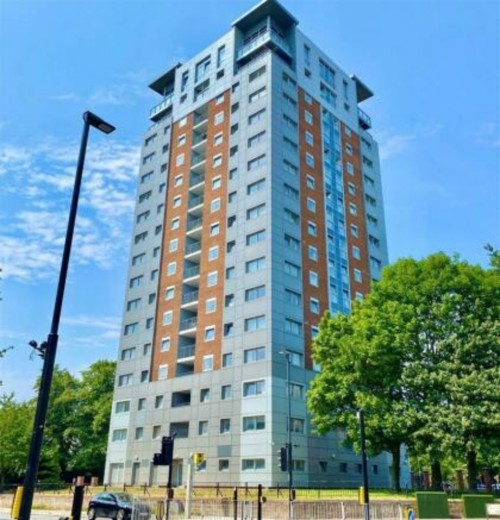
279 447 288 471
153 436 174 466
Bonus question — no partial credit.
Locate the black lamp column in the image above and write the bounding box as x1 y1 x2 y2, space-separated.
19 112 115 520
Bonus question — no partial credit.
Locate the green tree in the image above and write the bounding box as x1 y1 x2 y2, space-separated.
68 360 116 477
308 252 500 490
0 395 33 484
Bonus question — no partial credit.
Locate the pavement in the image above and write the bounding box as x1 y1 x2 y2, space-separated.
0 507 68 519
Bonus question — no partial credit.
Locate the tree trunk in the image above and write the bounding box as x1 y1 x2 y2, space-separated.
431 460 443 490
391 445 401 492
467 450 477 491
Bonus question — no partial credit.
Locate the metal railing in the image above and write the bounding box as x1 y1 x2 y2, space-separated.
186 218 203 231
181 291 199 304
184 265 200 278
149 94 174 119
180 317 197 330
185 241 201 255
177 344 196 358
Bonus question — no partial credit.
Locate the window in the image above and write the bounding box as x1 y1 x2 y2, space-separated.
144 342 152 355
213 154 223 168
206 298 217 313
373 465 379 475
220 418 231 434
292 460 306 472
219 459 229 471
306 175 316 189
353 246 361 260
284 183 299 200
249 109 266 125
226 241 235 254
115 401 130 413
222 352 233 367
305 152 315 168
247 203 266 220
207 271 218 286
145 317 154 329
303 92 313 105
211 198 221 212
305 131 314 146
290 417 305 433
195 55 210 82
142 152 155 165
248 131 266 148
121 347 135 361
308 245 318 261
285 289 301 306
351 224 359 237
307 198 317 213
141 171 153 184
204 327 215 342
247 178 265 195
217 45 225 67
160 337 170 352
221 384 232 400
283 92 297 107
246 229 265 246
198 420 208 436
208 246 219 261
308 221 317 236
150 269 159 281
200 388 210 403
369 234 381 248
345 143 353 155
248 154 266 171
349 203 357 216
138 397 146 410
175 153 185 167
283 234 300 252
124 322 139 336
203 354 214 371
169 238 178 253
304 110 313 125
249 65 266 82
284 208 300 226
310 298 320 314
171 217 180 230
243 415 265 432
138 190 152 204
112 429 127 442
249 87 266 103
136 211 149 225
245 285 266 301
285 319 302 336
283 114 297 129
244 346 265 363
162 311 173 326
214 111 224 125
309 271 319 286
127 298 140 311
140 370 149 383
134 231 147 244
167 262 177 276
152 425 162 439
289 383 304 399
246 256 266 273
244 315 266 331
158 364 168 380
242 459 265 471
284 261 300 278
226 266 236 279
348 183 356 196
129 275 143 289
215 93 225 105
225 294 235 307
283 136 298 152
243 380 265 396
157 203 164 214
135 427 144 440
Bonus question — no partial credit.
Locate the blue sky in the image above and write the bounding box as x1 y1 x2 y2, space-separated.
1 0 498 401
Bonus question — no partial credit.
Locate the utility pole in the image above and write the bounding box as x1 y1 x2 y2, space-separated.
358 410 370 520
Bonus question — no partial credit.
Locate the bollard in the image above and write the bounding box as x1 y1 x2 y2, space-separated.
71 485 85 520
11 486 24 519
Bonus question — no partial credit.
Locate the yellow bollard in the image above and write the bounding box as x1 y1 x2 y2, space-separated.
358 486 365 504
11 486 24 519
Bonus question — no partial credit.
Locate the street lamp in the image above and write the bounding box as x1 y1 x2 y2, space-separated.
357 410 370 520
280 350 294 519
19 111 115 520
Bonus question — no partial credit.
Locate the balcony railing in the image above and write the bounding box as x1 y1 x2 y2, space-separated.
237 28 291 61
185 241 201 255
182 291 199 304
188 194 204 208
180 317 197 330
189 174 205 187
177 344 195 359
184 265 200 278
191 152 206 167
187 217 203 231
358 108 372 130
150 94 174 120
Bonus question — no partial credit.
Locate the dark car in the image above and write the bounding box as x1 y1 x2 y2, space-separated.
87 492 151 519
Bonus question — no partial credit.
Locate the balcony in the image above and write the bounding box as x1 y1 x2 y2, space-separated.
193 112 208 132
186 217 203 238
179 316 198 337
149 94 174 122
358 108 372 130
189 173 205 194
188 194 204 215
181 291 199 310
237 27 292 63
184 240 201 261
191 152 206 175
192 132 208 152
177 343 195 361
183 265 200 286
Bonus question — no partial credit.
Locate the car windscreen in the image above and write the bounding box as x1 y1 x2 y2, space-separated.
115 493 133 503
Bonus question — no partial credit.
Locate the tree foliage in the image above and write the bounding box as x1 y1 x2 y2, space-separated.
308 252 500 490
0 359 116 483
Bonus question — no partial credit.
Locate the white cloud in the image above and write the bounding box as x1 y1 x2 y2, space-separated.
0 138 140 282
471 122 500 148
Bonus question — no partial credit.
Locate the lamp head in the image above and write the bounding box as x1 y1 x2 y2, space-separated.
83 111 116 134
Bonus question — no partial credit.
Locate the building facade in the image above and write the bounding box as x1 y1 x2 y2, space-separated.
105 0 404 488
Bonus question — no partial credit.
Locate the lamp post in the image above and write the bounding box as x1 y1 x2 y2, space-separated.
19 112 115 520
280 350 293 519
357 410 370 520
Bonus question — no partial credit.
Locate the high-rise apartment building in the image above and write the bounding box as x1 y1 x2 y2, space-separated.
105 0 401 488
